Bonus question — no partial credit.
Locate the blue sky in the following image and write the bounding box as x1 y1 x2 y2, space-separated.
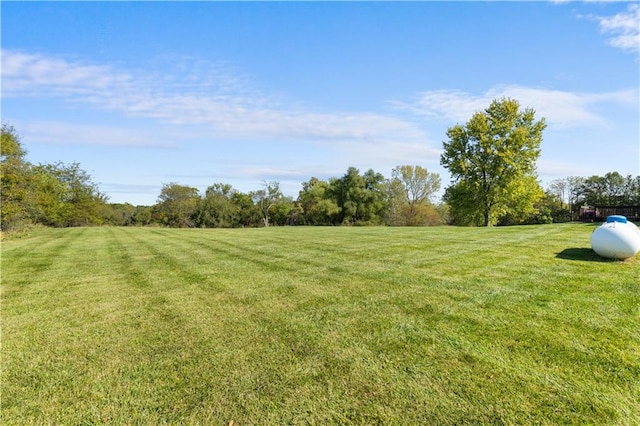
2 1 639 206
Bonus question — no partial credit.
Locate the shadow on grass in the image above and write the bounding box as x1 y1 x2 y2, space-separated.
555 248 617 262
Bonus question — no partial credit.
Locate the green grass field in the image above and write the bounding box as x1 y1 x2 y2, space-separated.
2 224 638 424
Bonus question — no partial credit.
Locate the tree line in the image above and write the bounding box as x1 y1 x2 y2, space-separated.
546 173 640 221
106 165 446 228
3 98 638 232
1 123 446 231
75 170 640 229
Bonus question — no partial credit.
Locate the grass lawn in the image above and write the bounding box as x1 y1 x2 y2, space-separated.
1 224 638 424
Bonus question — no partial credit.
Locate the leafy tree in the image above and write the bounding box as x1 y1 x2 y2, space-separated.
194 183 239 228
603 172 626 204
580 175 607 206
389 165 441 226
38 161 109 226
404 203 446 226
442 180 484 226
230 191 261 227
440 98 546 226
332 167 387 225
268 196 296 226
251 180 283 227
362 168 389 216
384 177 407 226
494 175 546 225
580 172 627 206
282 201 305 226
1 124 31 231
105 203 137 226
392 165 441 206
540 189 571 223
155 183 200 227
2 124 109 230
501 174 545 225
297 177 340 225
1 123 26 159
628 176 640 204
537 191 568 223
565 176 586 219
28 165 69 226
133 205 154 226
548 178 569 210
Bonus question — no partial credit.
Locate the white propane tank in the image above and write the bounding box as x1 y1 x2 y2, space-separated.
590 215 640 260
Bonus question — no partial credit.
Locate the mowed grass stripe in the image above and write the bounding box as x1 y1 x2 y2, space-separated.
2 227 127 420
107 228 351 421
3 228 245 422
1 225 638 424
2 227 87 290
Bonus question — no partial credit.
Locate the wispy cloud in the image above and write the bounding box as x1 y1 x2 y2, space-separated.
14 121 177 149
1 49 428 148
2 50 132 97
596 3 640 55
394 85 638 129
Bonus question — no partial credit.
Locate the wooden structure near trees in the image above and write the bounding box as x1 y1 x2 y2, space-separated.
580 205 640 222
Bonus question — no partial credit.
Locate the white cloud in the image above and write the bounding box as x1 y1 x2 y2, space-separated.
395 85 638 129
597 4 640 55
1 49 430 149
1 50 131 97
14 121 176 149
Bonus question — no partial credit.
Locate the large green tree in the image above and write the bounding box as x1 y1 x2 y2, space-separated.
440 98 546 226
